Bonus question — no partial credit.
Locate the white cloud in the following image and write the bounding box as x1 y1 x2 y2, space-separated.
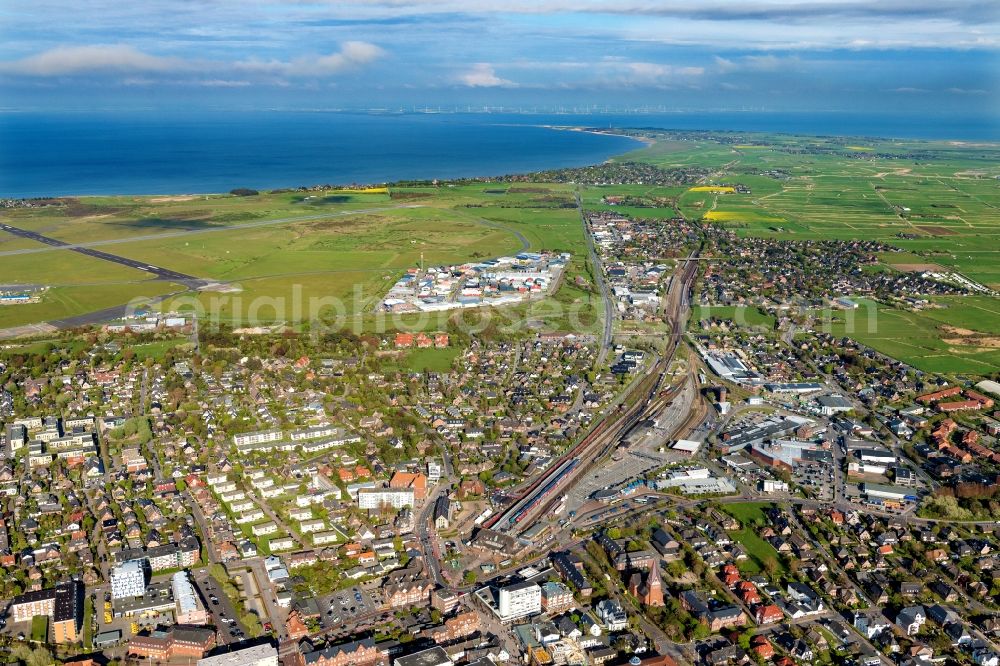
715 54 798 73
197 79 253 87
457 63 515 87
618 62 704 86
1 44 183 76
1 41 386 80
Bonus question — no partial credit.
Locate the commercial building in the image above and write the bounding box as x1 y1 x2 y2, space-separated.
301 638 383 666
861 483 917 502
395 647 451 666
816 395 854 416
540 581 574 614
128 625 217 661
173 572 208 625
197 644 279 666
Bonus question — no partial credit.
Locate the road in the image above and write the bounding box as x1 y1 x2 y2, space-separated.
249 491 306 550
576 190 614 369
416 488 449 588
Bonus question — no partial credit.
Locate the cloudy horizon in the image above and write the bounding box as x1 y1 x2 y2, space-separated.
0 0 996 115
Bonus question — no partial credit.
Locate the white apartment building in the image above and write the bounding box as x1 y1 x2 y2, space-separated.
110 560 147 599
357 488 415 510
494 581 541 623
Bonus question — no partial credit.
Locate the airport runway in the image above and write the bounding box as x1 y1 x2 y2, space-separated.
0 222 206 287
0 204 422 258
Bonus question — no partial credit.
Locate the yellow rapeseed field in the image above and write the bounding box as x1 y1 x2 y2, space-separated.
688 186 736 193
329 187 389 194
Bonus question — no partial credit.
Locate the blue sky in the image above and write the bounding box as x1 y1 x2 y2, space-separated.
0 0 997 114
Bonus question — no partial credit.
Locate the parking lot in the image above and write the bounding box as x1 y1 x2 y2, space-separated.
191 569 249 645
317 585 381 631
566 449 669 513
794 462 835 501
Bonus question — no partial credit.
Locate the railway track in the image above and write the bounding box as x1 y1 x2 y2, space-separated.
485 245 702 534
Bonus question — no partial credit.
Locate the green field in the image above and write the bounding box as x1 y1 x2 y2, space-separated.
721 501 772 525
624 135 1000 289
820 298 1000 374
690 305 776 329
0 186 580 331
729 528 785 575
1 133 997 359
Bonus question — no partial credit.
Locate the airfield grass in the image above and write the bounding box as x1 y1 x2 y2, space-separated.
0 281 179 329
0 190 398 244
0 235 54 252
0 247 155 286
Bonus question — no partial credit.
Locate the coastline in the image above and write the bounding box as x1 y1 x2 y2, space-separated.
540 125 656 147
0 114 641 199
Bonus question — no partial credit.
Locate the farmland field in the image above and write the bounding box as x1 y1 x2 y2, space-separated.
1 131 997 355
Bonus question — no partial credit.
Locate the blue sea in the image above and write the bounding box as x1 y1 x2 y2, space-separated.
0 111 996 198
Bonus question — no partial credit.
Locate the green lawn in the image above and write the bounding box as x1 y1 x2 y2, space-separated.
402 347 462 372
721 502 772 525
729 528 785 574
690 305 775 329
30 615 48 643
